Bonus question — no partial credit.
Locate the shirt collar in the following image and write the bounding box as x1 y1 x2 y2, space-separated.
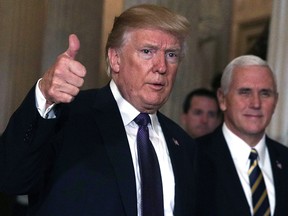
223 123 267 165
110 80 158 131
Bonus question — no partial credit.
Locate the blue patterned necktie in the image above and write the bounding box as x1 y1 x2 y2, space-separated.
134 113 164 216
248 148 270 216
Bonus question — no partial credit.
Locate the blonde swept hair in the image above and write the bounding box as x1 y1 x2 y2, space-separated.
105 4 191 76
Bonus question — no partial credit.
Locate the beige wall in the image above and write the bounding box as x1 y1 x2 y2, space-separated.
0 1 46 132
0 1 108 132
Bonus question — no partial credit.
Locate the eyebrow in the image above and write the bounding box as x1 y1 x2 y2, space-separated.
140 42 181 50
237 87 276 93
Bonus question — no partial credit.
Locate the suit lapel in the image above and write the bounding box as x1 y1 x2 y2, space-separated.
266 138 287 214
214 128 251 214
157 113 191 215
91 85 137 216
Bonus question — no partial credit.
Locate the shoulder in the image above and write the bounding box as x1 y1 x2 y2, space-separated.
157 112 196 148
63 85 112 113
266 136 288 155
74 88 105 105
157 112 192 139
196 126 224 146
194 126 230 162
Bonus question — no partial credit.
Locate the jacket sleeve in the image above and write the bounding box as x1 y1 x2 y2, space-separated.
0 85 59 195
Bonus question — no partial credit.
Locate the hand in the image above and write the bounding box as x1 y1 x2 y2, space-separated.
39 34 86 107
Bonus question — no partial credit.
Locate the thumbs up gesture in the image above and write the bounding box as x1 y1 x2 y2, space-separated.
39 34 86 107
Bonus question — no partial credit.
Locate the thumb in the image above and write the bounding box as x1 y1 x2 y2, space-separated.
65 34 80 59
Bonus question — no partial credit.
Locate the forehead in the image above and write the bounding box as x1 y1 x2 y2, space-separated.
231 66 276 90
191 96 218 109
124 28 181 49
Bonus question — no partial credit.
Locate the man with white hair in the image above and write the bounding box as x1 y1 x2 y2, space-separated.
195 55 288 216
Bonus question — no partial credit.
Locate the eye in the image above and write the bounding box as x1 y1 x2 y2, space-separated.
142 49 151 54
260 90 274 97
165 51 180 63
167 52 177 58
192 109 203 116
139 48 154 60
238 88 251 96
208 112 217 118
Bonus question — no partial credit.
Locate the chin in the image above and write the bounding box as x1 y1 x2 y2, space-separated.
245 128 265 135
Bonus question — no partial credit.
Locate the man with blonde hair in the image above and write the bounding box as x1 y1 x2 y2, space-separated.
0 4 196 216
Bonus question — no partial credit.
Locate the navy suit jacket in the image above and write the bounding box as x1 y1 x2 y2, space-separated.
0 84 196 216
194 126 288 216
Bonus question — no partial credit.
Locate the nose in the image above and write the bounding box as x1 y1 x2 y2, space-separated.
154 53 167 74
250 93 261 108
200 114 209 124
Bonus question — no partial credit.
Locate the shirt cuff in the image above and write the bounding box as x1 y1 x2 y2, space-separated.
35 78 56 119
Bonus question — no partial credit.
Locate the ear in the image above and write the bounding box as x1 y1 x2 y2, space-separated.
272 91 279 114
108 48 120 73
217 88 227 112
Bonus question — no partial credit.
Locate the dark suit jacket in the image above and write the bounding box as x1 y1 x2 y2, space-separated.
0 84 196 216
194 126 288 216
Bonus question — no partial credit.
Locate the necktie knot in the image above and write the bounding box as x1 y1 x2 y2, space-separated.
249 148 258 161
134 113 151 127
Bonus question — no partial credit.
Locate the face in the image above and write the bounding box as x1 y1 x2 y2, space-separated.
108 29 181 113
182 96 220 138
218 65 278 145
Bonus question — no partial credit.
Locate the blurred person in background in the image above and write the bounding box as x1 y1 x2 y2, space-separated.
181 88 221 138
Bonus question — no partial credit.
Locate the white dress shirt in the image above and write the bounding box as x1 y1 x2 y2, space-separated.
223 123 275 215
35 80 175 216
110 80 175 216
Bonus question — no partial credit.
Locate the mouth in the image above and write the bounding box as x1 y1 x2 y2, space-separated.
244 114 263 119
148 82 165 90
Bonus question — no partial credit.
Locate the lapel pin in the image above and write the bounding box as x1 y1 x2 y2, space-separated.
276 161 282 169
172 138 180 146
